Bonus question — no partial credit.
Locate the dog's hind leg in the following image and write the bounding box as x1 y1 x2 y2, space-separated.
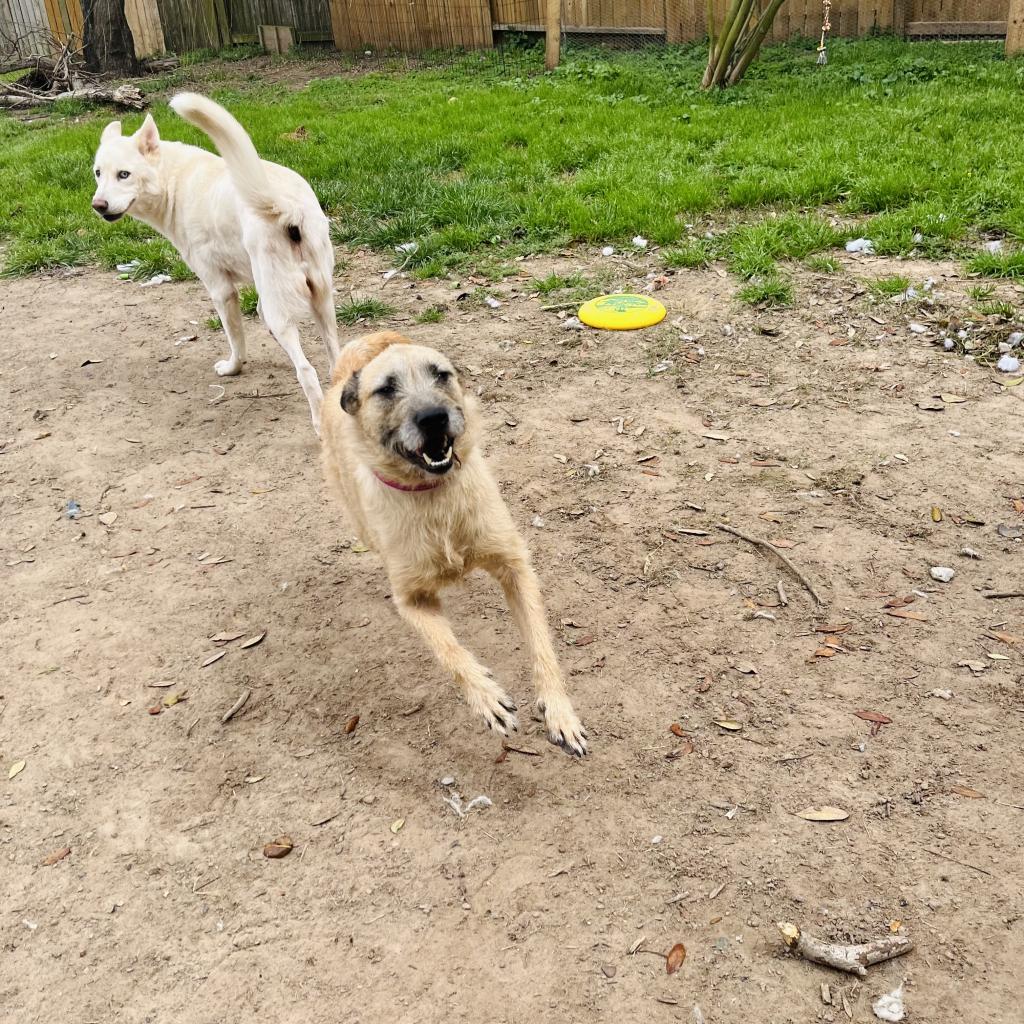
309 278 340 366
394 591 519 738
258 292 324 434
209 285 247 377
489 556 588 757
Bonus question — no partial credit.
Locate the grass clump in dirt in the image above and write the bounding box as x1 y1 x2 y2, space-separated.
870 274 912 298
737 274 793 307
336 295 396 325
416 303 447 323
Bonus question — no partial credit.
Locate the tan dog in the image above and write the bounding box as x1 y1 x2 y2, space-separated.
321 331 587 756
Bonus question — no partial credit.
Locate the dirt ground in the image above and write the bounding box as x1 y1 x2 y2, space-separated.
3 247 1023 1024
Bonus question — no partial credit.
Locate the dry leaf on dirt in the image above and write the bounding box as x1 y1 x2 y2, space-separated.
984 630 1021 646
210 630 245 643
931 506 943 522
886 608 928 622
162 692 187 708
8 760 26 779
949 785 985 799
240 632 266 649
666 942 686 974
796 806 850 822
814 647 838 658
669 723 686 737
344 714 360 734
940 393 967 404
714 720 743 731
815 623 851 634
884 595 916 608
201 651 227 667
263 836 294 859
390 819 405 834
854 710 892 725
42 846 71 866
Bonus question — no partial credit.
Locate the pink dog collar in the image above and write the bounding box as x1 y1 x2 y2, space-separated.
372 470 444 493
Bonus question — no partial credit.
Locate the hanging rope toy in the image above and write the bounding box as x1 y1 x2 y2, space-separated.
817 0 833 66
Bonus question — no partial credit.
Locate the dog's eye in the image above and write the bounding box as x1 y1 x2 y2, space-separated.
373 379 396 399
117 170 131 180
432 366 452 383
94 168 100 178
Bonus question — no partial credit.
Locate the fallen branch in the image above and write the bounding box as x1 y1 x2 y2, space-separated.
221 688 251 724
715 523 826 605
777 922 913 976
983 591 1024 600
0 83 145 110
923 846 993 877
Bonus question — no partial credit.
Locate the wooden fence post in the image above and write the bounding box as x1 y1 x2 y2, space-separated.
1008 0 1024 56
545 0 560 70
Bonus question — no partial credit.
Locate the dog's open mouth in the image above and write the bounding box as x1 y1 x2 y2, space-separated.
417 438 455 474
101 211 125 222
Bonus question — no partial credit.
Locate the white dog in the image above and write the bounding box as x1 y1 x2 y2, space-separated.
91 93 338 432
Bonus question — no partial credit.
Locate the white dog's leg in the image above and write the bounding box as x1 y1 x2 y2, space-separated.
394 591 519 737
258 297 324 435
209 286 247 377
490 556 588 757
311 286 341 366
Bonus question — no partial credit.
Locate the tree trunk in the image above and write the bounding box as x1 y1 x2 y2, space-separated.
82 0 140 76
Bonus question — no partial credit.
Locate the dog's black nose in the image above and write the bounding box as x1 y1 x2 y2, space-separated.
414 406 449 434
92 198 109 213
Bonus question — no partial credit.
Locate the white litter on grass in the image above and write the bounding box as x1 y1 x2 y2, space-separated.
651 359 673 374
1007 331 1023 348
601 245 615 257
140 274 172 287
116 259 141 273
632 235 648 249
443 789 492 818
930 566 955 583
562 316 583 330
984 239 1003 254
846 238 875 254
873 983 905 1022
395 241 418 254
484 296 502 309
175 334 198 347
381 268 400 283
943 338 956 351
997 354 1021 373
909 322 928 334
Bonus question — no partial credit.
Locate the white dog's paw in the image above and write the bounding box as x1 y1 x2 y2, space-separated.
214 358 243 377
537 694 588 758
465 681 519 738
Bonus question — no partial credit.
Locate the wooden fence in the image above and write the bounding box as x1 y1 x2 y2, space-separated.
1 0 1018 62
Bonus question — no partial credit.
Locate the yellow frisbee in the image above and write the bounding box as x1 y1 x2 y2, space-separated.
578 293 666 331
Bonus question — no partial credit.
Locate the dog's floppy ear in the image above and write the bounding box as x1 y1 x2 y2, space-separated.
340 371 361 415
135 113 160 155
100 120 122 144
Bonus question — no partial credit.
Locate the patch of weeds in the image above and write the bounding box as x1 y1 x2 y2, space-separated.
239 286 259 317
968 250 1024 278
805 255 839 273
336 295 396 325
978 299 1014 319
724 214 846 280
870 274 911 298
737 274 793 307
966 284 995 300
206 316 222 330
532 272 587 294
416 303 447 323
663 237 715 269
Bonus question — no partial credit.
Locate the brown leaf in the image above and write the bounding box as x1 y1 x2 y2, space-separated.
263 835 294 859
759 511 785 524
201 650 227 668
41 846 71 866
984 629 1021 646
751 459 782 467
855 710 892 725
815 623 851 634
713 720 743 732
494 748 509 764
696 675 713 693
210 630 245 643
344 714 360 734
240 631 266 650
949 785 985 799
574 634 596 647
666 942 686 974
886 608 928 622
669 723 686 737
884 595 916 609
148 704 162 716
814 647 837 658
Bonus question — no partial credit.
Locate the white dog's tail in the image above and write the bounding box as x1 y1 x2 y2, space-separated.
170 92 278 216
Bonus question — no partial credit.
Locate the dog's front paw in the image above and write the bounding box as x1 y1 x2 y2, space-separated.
214 358 243 377
537 695 588 758
466 682 519 738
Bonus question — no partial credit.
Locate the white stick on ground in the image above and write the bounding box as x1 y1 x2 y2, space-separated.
716 524 826 605
777 922 913 977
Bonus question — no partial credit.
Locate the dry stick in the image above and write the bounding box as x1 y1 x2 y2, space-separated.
221 689 251 725
715 524 826 605
777 922 913 976
983 591 1024 600
923 846 993 877
776 579 789 607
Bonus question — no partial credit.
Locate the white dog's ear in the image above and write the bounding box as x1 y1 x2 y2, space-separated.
135 113 160 155
340 372 361 415
100 120 122 144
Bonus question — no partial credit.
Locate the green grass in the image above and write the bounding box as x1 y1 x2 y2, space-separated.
336 295 396 325
870 274 912 297
966 283 996 300
737 274 794 307
2 38 1024 305
532 272 587 294
978 299 1015 318
416 303 447 323
805 254 839 273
